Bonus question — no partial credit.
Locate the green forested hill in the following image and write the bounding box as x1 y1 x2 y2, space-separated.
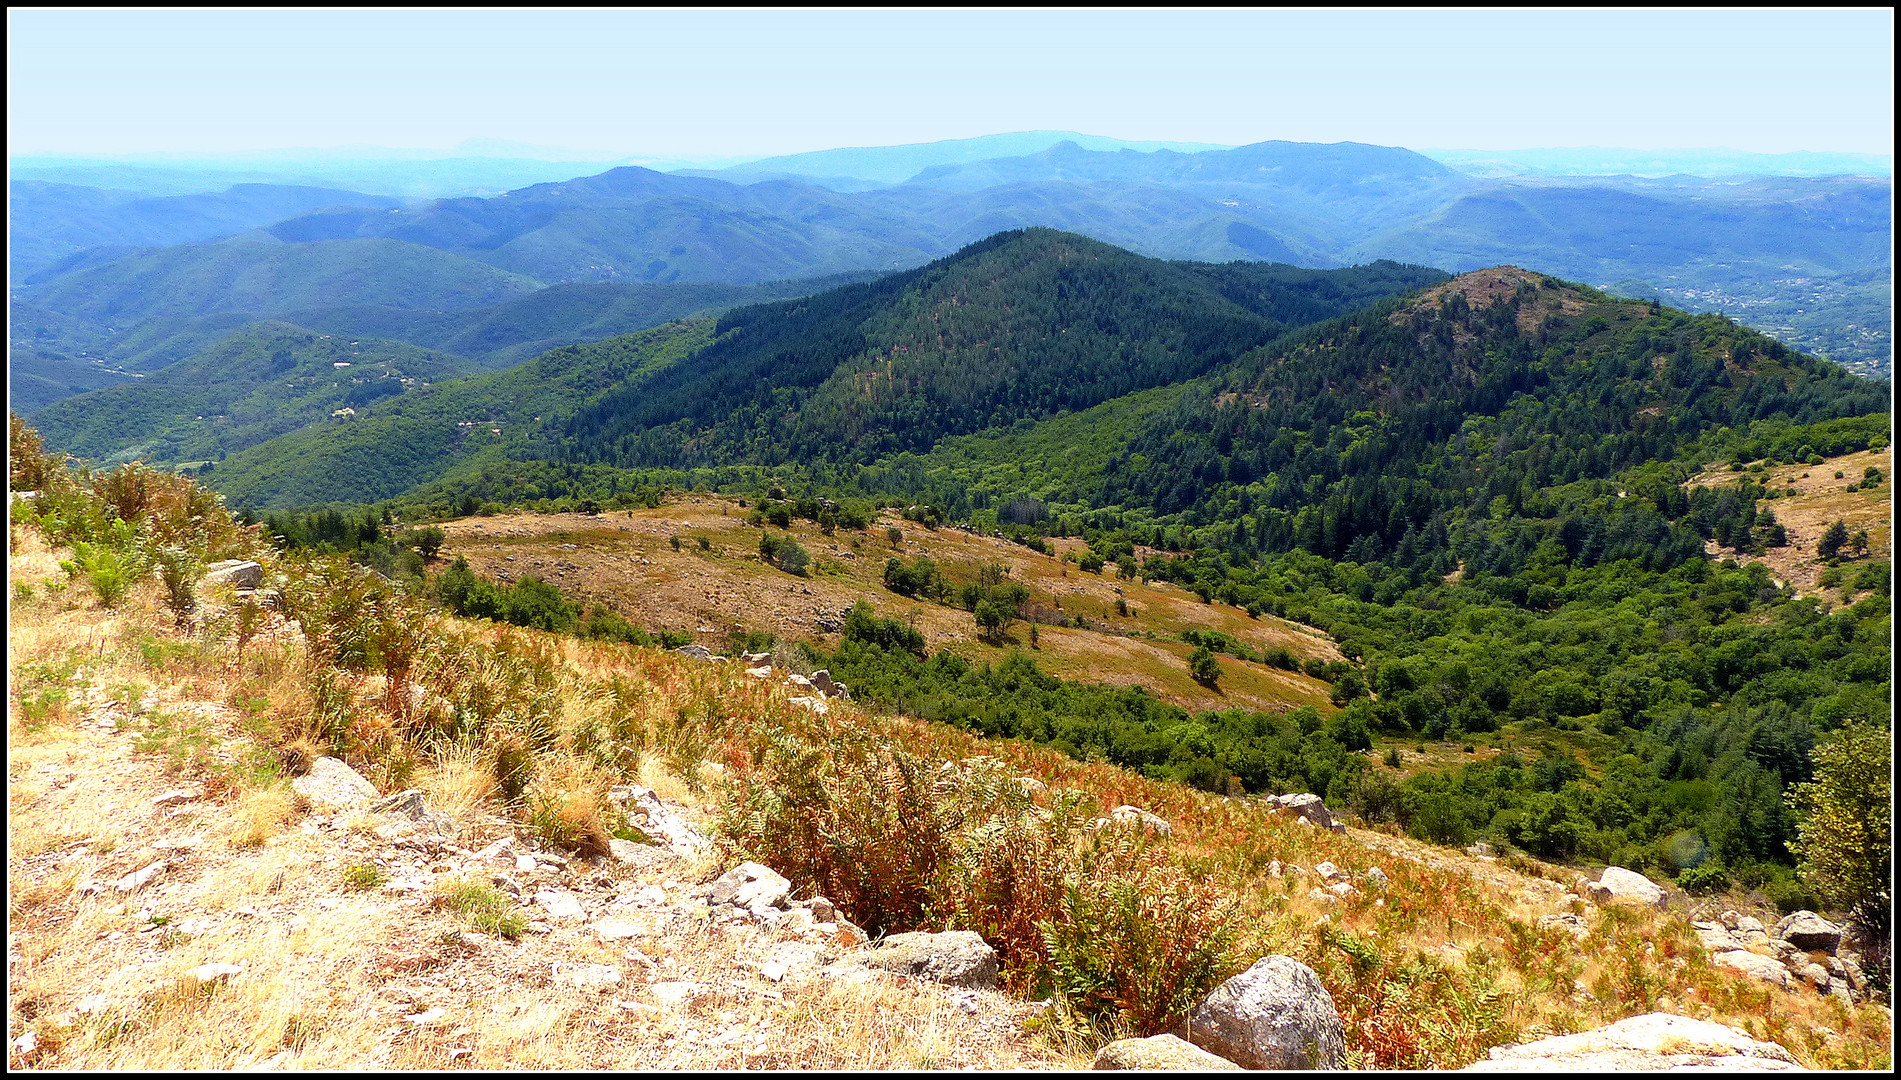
555 229 1447 466
204 321 714 507
17 233 543 324
29 323 477 467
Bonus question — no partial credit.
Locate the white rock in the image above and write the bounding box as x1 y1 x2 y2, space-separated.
1585 866 1666 909
534 889 585 919
151 787 203 808
1093 1034 1244 1071
707 862 791 911
114 860 167 893
556 963 621 990
189 962 244 986
1109 805 1173 837
291 757 379 811
1181 955 1345 1069
1462 1012 1800 1071
592 919 641 940
1714 949 1793 989
867 931 999 989
404 1008 447 1025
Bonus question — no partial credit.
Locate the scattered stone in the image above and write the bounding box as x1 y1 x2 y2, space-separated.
1181 955 1346 1070
1362 866 1389 888
745 666 773 679
1462 1012 1800 1071
1795 963 1832 991
114 859 167 893
291 757 379 811
707 862 791 911
607 838 648 863
1466 842 1495 857
1107 805 1172 836
592 918 641 941
1583 866 1666 909
204 560 264 589
371 789 428 820
491 874 522 896
648 981 710 1007
188 962 244 987
151 787 203 808
867 931 999 989
1314 861 1342 882
1327 882 1357 898
1093 1034 1243 1071
75 993 111 1016
533 890 585 919
474 838 514 860
515 855 538 874
616 1000 663 1018
556 963 621 990
1014 777 1048 797
611 785 711 855
787 695 829 715
1774 911 1842 953
740 651 772 665
1538 913 1589 939
404 1007 447 1025
672 644 718 662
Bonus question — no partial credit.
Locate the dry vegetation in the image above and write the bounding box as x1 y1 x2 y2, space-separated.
1691 446 1892 596
10 526 1892 1070
433 497 1341 714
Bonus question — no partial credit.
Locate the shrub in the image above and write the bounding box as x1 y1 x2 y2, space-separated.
1187 645 1220 686
1675 861 1728 894
343 864 391 891
434 880 527 939
1041 865 1239 1035
760 532 810 576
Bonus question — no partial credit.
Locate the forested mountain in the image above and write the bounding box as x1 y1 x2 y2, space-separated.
19 232 543 324
202 321 715 508
188 234 1442 507
8 179 405 280
552 230 1447 466
29 324 479 467
14 138 1890 418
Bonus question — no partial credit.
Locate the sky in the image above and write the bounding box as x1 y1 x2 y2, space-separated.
7 8 1894 160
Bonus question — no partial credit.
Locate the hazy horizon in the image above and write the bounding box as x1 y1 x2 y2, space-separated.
9 9 1891 159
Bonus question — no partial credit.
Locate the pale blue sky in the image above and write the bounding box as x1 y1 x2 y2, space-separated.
8 8 1893 158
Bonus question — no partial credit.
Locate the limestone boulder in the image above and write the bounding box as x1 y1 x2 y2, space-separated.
291 756 378 811
204 560 263 589
866 930 998 989
1584 866 1666 909
1181 955 1345 1070
1713 949 1792 989
1093 1034 1242 1071
1774 911 1842 953
707 862 792 913
1462 1012 1799 1071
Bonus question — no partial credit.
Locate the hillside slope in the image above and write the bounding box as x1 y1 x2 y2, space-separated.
30 324 478 468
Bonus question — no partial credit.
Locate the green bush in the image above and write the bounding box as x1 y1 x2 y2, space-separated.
1676 861 1729 894
1042 868 1238 1036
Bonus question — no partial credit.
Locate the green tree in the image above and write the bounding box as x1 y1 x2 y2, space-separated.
412 525 446 559
1817 518 1850 560
1787 721 1891 931
1188 645 1220 686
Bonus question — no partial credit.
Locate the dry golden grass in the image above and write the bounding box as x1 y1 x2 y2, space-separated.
435 498 1339 714
1690 446 1892 596
10 516 1892 1071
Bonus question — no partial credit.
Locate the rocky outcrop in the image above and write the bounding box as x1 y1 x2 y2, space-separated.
1180 955 1345 1070
609 784 711 856
866 930 999 989
203 560 263 589
1093 1034 1242 1070
1103 805 1172 837
291 756 379 811
1266 792 1346 833
1462 1012 1800 1071
1582 866 1666 908
1774 911 1841 953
